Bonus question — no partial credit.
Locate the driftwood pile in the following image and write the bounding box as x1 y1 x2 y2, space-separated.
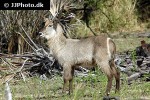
0 50 150 84
0 51 150 85
115 51 150 84
0 51 61 79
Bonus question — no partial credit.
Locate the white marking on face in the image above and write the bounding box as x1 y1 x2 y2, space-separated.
45 27 56 39
40 26 57 40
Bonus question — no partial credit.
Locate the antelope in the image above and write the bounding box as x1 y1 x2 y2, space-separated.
38 0 120 96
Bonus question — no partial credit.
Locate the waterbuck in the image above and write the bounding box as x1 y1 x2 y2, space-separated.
38 18 120 95
38 0 120 96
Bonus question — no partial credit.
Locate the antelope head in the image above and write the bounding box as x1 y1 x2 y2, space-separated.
39 18 56 40
39 18 64 40
39 0 69 40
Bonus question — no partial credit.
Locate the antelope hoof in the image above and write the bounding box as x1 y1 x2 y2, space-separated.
106 92 110 96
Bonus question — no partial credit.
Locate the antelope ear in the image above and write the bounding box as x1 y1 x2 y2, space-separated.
56 24 64 34
44 18 49 22
43 18 53 27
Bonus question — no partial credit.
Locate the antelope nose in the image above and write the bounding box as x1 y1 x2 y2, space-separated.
38 32 43 36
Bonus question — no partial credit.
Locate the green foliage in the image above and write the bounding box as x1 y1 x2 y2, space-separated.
71 0 148 38
90 0 138 32
136 0 150 22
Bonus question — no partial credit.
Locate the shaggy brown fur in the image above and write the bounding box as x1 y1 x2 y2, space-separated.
39 20 120 95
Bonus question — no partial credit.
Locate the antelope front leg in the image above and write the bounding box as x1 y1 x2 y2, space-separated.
69 79 73 95
62 79 67 93
62 66 74 94
62 66 68 93
69 67 74 95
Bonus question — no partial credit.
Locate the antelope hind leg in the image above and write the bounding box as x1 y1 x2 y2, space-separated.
106 73 113 96
97 61 114 96
110 60 120 92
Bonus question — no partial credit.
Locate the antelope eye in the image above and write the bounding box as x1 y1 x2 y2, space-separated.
48 24 53 27
41 22 45 28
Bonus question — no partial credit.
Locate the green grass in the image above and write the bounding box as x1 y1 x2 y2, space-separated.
114 37 150 52
0 72 150 100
